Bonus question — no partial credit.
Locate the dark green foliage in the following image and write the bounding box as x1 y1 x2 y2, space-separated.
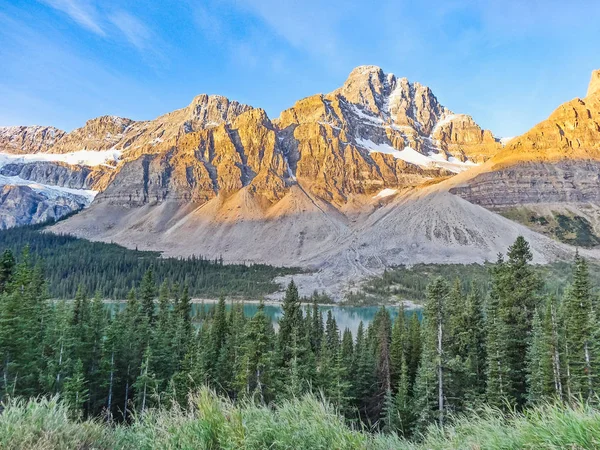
499 208 600 248
486 237 543 408
554 214 600 247
349 259 600 304
3 235 600 441
0 225 298 299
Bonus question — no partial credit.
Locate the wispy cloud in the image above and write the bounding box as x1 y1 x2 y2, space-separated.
237 0 346 62
39 0 105 35
38 0 157 53
108 11 152 50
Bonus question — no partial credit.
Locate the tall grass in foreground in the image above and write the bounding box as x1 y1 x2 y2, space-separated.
1 390 600 449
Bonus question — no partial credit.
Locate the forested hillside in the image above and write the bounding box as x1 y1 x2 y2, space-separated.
0 224 297 299
347 259 600 304
0 235 599 448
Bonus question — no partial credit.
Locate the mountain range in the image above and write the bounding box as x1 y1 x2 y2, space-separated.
2 66 600 297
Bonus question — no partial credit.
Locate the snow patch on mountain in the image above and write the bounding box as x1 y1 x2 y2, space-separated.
348 104 385 125
356 138 477 173
432 114 461 133
373 188 398 199
0 174 97 203
0 149 122 168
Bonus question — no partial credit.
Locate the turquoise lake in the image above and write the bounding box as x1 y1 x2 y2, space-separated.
107 301 422 335
192 302 422 335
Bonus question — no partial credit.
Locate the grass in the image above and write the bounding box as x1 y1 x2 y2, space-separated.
2 390 600 449
414 402 600 449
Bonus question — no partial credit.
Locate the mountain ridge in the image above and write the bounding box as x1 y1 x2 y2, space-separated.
2 65 600 297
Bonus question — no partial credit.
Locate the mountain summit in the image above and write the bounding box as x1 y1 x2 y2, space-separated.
2 66 599 296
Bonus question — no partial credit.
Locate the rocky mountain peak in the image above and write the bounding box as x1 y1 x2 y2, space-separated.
587 69 600 98
51 115 134 153
81 115 135 134
332 66 451 134
185 94 254 128
0 125 66 154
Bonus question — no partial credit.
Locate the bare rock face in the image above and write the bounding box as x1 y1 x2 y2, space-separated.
450 68 600 247
451 160 600 207
0 126 65 154
51 116 134 153
274 65 497 203
41 67 600 296
1 67 497 218
98 108 289 207
105 94 254 159
587 69 600 98
0 185 87 229
432 114 500 162
487 86 600 167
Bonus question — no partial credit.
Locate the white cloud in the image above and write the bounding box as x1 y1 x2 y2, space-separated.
237 0 343 60
109 11 152 50
39 0 105 35
39 0 156 52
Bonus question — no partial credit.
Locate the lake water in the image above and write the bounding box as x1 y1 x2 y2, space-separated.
192 302 422 335
106 301 422 335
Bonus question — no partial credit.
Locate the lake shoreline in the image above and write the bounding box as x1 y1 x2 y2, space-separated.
192 298 422 310
56 297 422 309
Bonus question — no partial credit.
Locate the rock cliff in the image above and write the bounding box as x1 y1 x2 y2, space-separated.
6 66 600 296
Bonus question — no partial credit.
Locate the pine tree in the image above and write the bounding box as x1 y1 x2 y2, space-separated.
486 237 542 408
390 303 406 391
394 354 413 437
139 269 156 323
153 281 175 391
341 327 354 376
311 299 323 355
563 253 596 398
237 301 275 402
405 312 422 389
527 305 555 403
485 259 513 407
325 310 340 352
177 285 192 336
0 250 15 294
413 277 449 430
353 321 376 422
63 359 89 417
445 280 486 409
41 300 73 395
279 280 303 364
134 346 158 415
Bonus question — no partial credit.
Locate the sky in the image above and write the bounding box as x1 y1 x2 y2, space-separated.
0 0 599 138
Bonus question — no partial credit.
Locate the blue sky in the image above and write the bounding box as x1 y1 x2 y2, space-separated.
0 0 598 137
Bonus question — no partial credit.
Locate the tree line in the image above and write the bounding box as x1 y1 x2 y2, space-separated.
0 236 598 438
0 225 297 299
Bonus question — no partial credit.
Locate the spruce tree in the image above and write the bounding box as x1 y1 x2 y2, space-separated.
527 306 555 403
279 280 303 363
0 250 14 294
139 269 156 323
394 354 414 437
63 359 89 418
563 253 596 398
486 237 542 408
353 321 375 421
390 303 406 391
237 300 275 402
413 277 449 430
405 312 422 388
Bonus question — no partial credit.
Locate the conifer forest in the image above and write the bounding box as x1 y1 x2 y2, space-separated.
1 236 600 448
